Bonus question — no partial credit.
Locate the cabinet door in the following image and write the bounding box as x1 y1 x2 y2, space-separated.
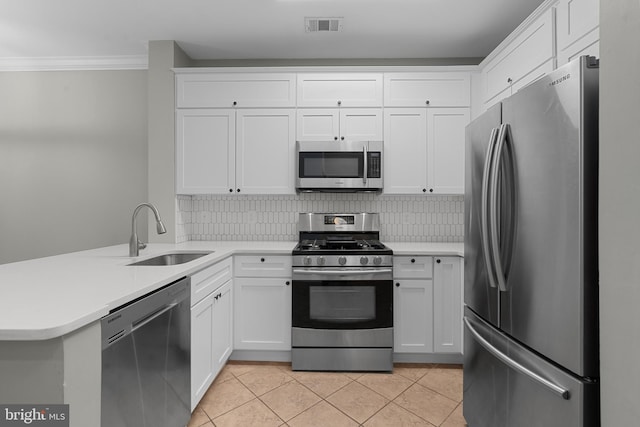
191 293 215 410
176 73 296 108
236 109 295 194
176 109 235 194
433 257 462 354
297 73 383 107
340 108 383 141
426 108 470 194
394 279 434 353
383 108 427 194
234 277 292 351
556 0 599 65
296 109 340 141
384 72 471 107
212 280 233 371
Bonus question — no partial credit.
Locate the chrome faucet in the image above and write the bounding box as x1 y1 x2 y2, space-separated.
129 203 167 257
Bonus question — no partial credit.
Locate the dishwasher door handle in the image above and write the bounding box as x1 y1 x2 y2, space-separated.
131 303 178 333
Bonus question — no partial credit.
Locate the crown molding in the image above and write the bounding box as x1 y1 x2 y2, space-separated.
0 55 148 72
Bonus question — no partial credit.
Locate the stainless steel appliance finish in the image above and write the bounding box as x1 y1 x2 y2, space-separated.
101 277 191 427
292 213 393 372
295 140 383 192
464 56 600 427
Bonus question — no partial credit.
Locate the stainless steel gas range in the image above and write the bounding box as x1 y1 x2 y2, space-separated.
291 213 393 372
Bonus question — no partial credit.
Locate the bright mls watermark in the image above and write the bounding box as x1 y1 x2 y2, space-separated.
0 405 68 426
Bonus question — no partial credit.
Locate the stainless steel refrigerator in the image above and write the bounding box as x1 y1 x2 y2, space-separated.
463 56 600 427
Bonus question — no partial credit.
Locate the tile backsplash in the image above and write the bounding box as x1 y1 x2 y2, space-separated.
176 193 464 243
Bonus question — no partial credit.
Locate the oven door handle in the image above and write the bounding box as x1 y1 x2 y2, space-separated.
293 268 393 275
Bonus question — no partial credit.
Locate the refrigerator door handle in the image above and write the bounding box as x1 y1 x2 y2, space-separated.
481 127 500 289
464 316 570 400
489 124 516 292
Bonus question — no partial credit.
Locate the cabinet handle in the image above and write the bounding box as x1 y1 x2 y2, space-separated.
507 78 513 84
436 259 441 264
411 258 416 263
395 282 400 287
260 257 265 262
285 281 290 286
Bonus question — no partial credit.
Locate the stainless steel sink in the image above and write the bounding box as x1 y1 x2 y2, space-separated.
127 251 213 266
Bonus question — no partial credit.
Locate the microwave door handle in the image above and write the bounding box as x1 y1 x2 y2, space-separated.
363 145 368 185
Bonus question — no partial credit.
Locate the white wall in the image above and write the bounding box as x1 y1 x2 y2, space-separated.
0 70 148 264
599 0 640 424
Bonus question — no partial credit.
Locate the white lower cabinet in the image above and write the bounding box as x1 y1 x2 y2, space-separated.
394 255 463 356
233 255 292 351
433 257 463 354
190 278 232 410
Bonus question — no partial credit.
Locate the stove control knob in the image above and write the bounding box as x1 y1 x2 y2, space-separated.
317 256 326 266
373 256 382 265
303 256 312 266
338 256 347 266
360 256 369 265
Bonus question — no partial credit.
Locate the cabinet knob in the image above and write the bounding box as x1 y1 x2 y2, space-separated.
334 136 338 141
233 101 238 106
429 188 434 193
423 188 427 193
337 100 342 106
507 78 513 84
340 136 345 141
411 258 416 263
285 281 290 286
426 100 430 105
260 257 265 262
229 188 233 193
436 259 441 264
236 188 241 193
395 282 400 287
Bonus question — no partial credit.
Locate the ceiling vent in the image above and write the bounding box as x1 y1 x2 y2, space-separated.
305 17 344 33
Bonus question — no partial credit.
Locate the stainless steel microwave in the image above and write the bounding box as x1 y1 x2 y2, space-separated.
295 140 383 192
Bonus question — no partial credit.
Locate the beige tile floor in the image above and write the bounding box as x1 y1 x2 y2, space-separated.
188 362 467 427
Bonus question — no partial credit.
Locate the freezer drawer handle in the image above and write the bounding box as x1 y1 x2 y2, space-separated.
464 317 570 400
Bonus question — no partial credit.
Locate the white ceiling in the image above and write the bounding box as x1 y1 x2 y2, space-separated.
1 0 546 67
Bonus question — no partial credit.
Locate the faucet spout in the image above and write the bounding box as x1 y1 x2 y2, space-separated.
129 203 167 257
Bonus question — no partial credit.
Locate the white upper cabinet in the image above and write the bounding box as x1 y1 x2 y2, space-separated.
556 0 600 65
296 108 383 142
482 8 555 105
297 73 383 107
236 109 296 194
176 109 235 194
175 73 296 108
427 108 470 194
384 72 471 107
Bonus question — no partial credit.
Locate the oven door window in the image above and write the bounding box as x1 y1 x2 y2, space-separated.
299 152 363 178
293 280 392 329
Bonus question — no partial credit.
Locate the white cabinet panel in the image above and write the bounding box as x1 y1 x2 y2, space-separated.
433 257 462 354
176 73 296 108
384 108 427 194
176 109 235 194
427 108 470 194
297 108 382 142
483 8 555 103
234 277 292 351
394 279 434 353
556 0 599 66
384 72 471 107
236 109 295 194
191 257 232 306
394 256 434 279
212 281 233 369
297 73 383 107
234 255 292 277
191 293 214 409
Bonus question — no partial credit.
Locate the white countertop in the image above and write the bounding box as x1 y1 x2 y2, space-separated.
0 240 462 341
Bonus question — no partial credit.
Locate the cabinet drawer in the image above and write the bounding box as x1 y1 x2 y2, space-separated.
394 256 433 279
176 73 296 108
191 257 233 305
384 72 470 107
297 73 383 107
234 255 293 277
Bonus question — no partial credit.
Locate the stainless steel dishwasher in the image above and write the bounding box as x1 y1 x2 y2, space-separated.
101 277 190 427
